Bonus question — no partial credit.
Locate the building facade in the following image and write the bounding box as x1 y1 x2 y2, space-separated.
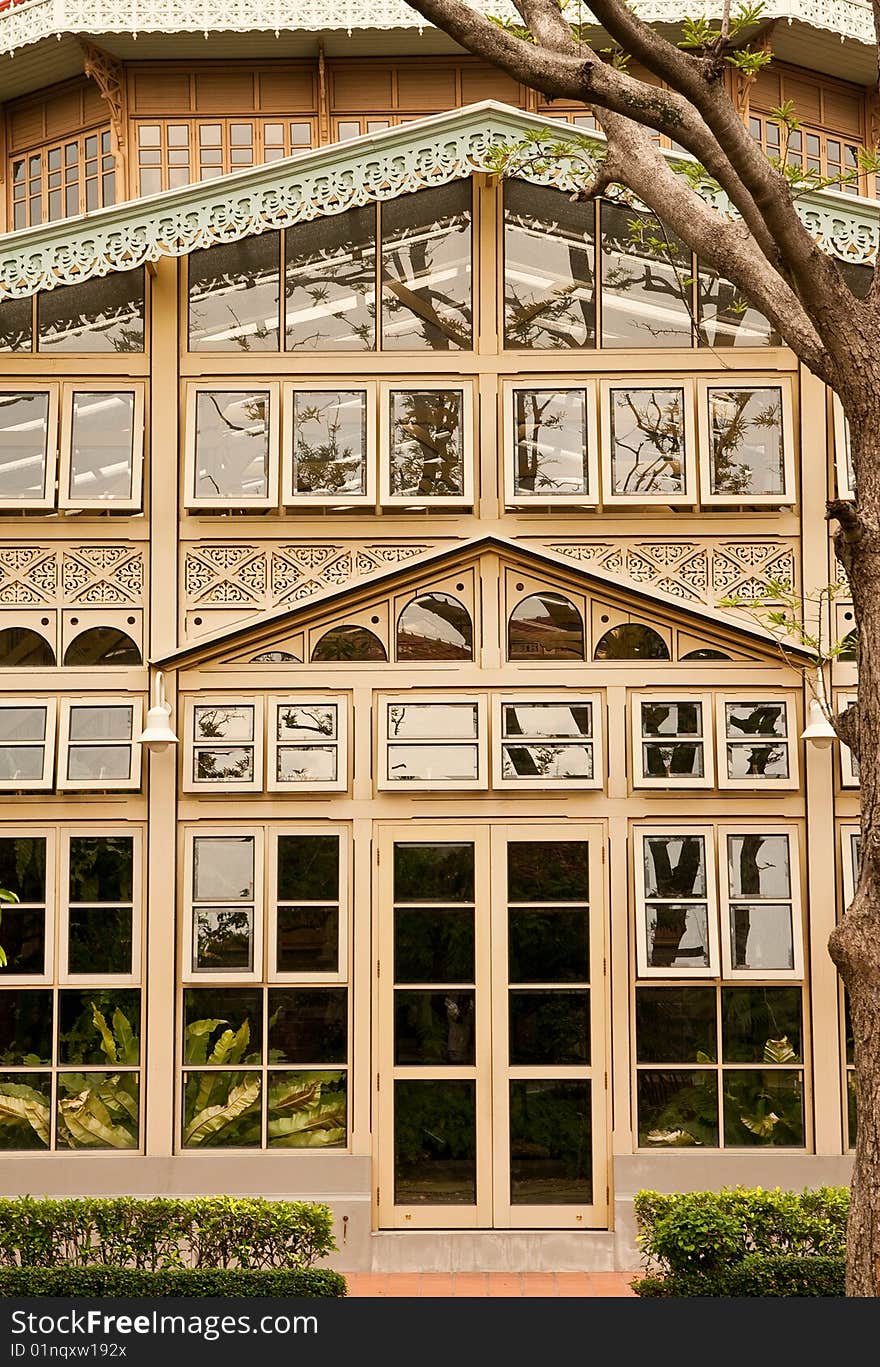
0 0 869 1270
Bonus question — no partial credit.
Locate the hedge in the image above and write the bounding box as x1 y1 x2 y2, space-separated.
0 1268 346 1298
0 1197 335 1270
631 1187 849 1297
633 1254 844 1298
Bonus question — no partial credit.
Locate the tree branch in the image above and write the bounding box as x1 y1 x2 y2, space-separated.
833 698 860 758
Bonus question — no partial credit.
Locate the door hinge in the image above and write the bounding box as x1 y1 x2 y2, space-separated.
376 1071 380 1092
376 1186 380 1205
601 845 606 863
377 959 380 980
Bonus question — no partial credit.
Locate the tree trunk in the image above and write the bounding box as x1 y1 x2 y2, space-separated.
828 415 880 1296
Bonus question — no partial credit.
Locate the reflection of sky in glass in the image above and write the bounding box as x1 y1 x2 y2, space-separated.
644 836 706 898
727 835 790 898
194 836 254 901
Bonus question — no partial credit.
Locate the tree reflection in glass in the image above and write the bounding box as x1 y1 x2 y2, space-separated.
640 701 704 780
194 391 270 501
289 390 367 497
503 181 596 348
285 208 375 350
643 834 710 969
38 269 146 354
608 386 687 498
310 625 387 661
727 833 795 970
707 386 785 496
698 265 781 348
508 592 583 660
600 203 692 348
724 701 789 780
188 236 279 351
387 389 465 498
512 388 591 497
192 704 255 784
500 700 593 782
382 182 472 350
396 594 472 660
0 392 50 501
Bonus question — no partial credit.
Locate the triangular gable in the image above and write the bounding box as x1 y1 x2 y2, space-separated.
0 99 874 299
156 533 813 671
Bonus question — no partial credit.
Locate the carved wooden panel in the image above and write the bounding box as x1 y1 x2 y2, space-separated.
0 543 145 608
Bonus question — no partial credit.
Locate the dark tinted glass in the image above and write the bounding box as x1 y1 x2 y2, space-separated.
394 1079 476 1204
509 989 589 1065
183 1071 261 1148
382 182 472 350
68 836 133 903
267 988 347 1064
276 906 339 974
0 1074 50 1149
394 990 475 1064
508 592 584 660
507 841 588 902
636 987 717 1063
286 207 375 350
510 1079 592 1204
57 988 140 1065
721 987 802 1063
267 1070 346 1148
394 908 474 983
63 628 141 666
68 908 132 976
508 909 589 983
0 629 55 667
0 907 45 975
311 625 387 661
183 987 263 1065
594 623 669 660
722 1070 804 1147
0 989 52 1064
394 842 474 903
276 835 338 901
637 1070 719 1147
0 837 46 902
504 181 595 348
0 296 33 353
37 269 145 353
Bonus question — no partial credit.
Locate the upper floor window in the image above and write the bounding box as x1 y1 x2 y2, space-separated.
508 592 584 660
701 383 794 503
135 119 313 196
381 182 472 351
504 180 596 349
749 112 861 196
12 129 115 229
594 624 669 661
0 270 146 357
396 594 472 661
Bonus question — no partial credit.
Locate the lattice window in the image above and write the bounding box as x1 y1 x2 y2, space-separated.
11 129 114 229
135 119 314 196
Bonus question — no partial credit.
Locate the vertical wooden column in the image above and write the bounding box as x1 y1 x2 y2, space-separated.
144 255 180 1157
607 687 633 1158
799 362 843 1154
351 686 373 1158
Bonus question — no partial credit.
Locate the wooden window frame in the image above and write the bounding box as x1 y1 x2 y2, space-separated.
718 824 804 982
377 692 488 791
631 691 714 790
0 698 56 791
57 697 143 793
184 381 280 511
715 692 799 791
0 826 55 986
832 392 854 499
182 696 264 794
59 826 143 986
501 379 599 508
267 824 350 985
697 377 796 507
634 825 720 980
379 379 475 508
267 694 348 794
837 689 859 787
0 383 58 511
281 381 376 508
183 826 265 985
599 377 696 507
841 821 861 909
58 381 145 511
492 692 603 791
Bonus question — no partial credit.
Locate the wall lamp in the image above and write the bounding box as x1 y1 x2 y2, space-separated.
137 670 179 752
800 672 837 749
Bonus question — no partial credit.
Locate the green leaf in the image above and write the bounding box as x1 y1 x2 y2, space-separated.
183 1078 261 1147
90 1006 117 1065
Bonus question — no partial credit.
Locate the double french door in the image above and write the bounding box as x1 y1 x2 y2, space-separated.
376 822 608 1229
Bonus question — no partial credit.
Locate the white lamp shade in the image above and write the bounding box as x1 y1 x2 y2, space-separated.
138 703 178 751
800 698 836 748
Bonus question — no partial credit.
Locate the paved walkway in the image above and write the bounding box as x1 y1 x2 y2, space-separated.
345 1272 638 1297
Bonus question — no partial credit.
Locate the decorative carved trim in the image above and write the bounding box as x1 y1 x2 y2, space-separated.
1 101 878 301
548 538 799 608
0 543 145 607
80 40 127 151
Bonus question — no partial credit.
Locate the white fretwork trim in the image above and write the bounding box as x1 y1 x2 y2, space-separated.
0 101 877 300
0 0 875 55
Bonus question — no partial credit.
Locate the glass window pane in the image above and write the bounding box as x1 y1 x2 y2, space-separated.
276 704 337 740
0 989 52 1064
394 907 474 984
183 988 263 1064
0 706 46 741
730 904 794 971
512 388 591 497
189 235 280 351
69 706 132 742
698 266 781 348
642 744 703 780
396 594 472 660
193 391 270 501
57 988 140 1064
267 1070 346 1147
727 834 790 899
311 625 386 661
508 909 589 983
38 269 145 353
267 987 347 1063
0 297 34 354
193 705 253 742
645 903 711 970
509 989 589 1064
194 907 254 972
600 201 692 348
57 1072 139 1150
394 843 474 903
0 837 46 903
394 990 475 1064
722 1070 804 1146
183 1071 261 1147
594 623 669 660
68 836 133 903
510 1079 592 1205
387 702 476 740
0 392 50 500
193 836 254 901
290 390 367 496
68 907 132 975
637 1070 719 1147
722 987 802 1063
67 746 132 782
0 907 46 975
394 1079 476 1204
508 592 583 660
636 987 717 1063
644 835 706 898
381 182 472 351
501 743 593 782
608 387 687 498
69 392 135 500
504 181 596 348
276 748 337 784
387 744 478 783
0 747 46 782
0 1074 51 1149
285 207 375 351
503 702 591 739
508 840 589 902
726 742 789 780
276 835 338 902
193 748 253 783
708 387 786 496
276 905 339 974
63 628 140 667
725 702 786 737
388 389 464 498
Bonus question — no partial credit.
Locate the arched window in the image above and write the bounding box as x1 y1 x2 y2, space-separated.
680 648 730 661
396 593 472 661
0 628 55 668
63 628 142 666
311 625 387 662
508 592 584 660
593 623 669 660
250 650 301 664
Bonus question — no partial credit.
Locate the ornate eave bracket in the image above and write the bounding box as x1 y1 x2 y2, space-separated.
0 101 876 300
80 40 128 151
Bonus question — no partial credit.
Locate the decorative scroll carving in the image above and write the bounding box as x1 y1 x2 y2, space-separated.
2 101 878 301
184 540 434 617
0 544 145 608
549 538 798 608
80 41 127 150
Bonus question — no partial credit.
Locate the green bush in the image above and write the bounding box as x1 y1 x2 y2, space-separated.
633 1254 844 1297
0 1197 335 1270
0 1267 346 1298
631 1187 849 1296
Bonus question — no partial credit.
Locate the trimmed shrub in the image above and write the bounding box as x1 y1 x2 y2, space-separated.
0 1197 336 1271
0 1267 346 1298
631 1187 849 1297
